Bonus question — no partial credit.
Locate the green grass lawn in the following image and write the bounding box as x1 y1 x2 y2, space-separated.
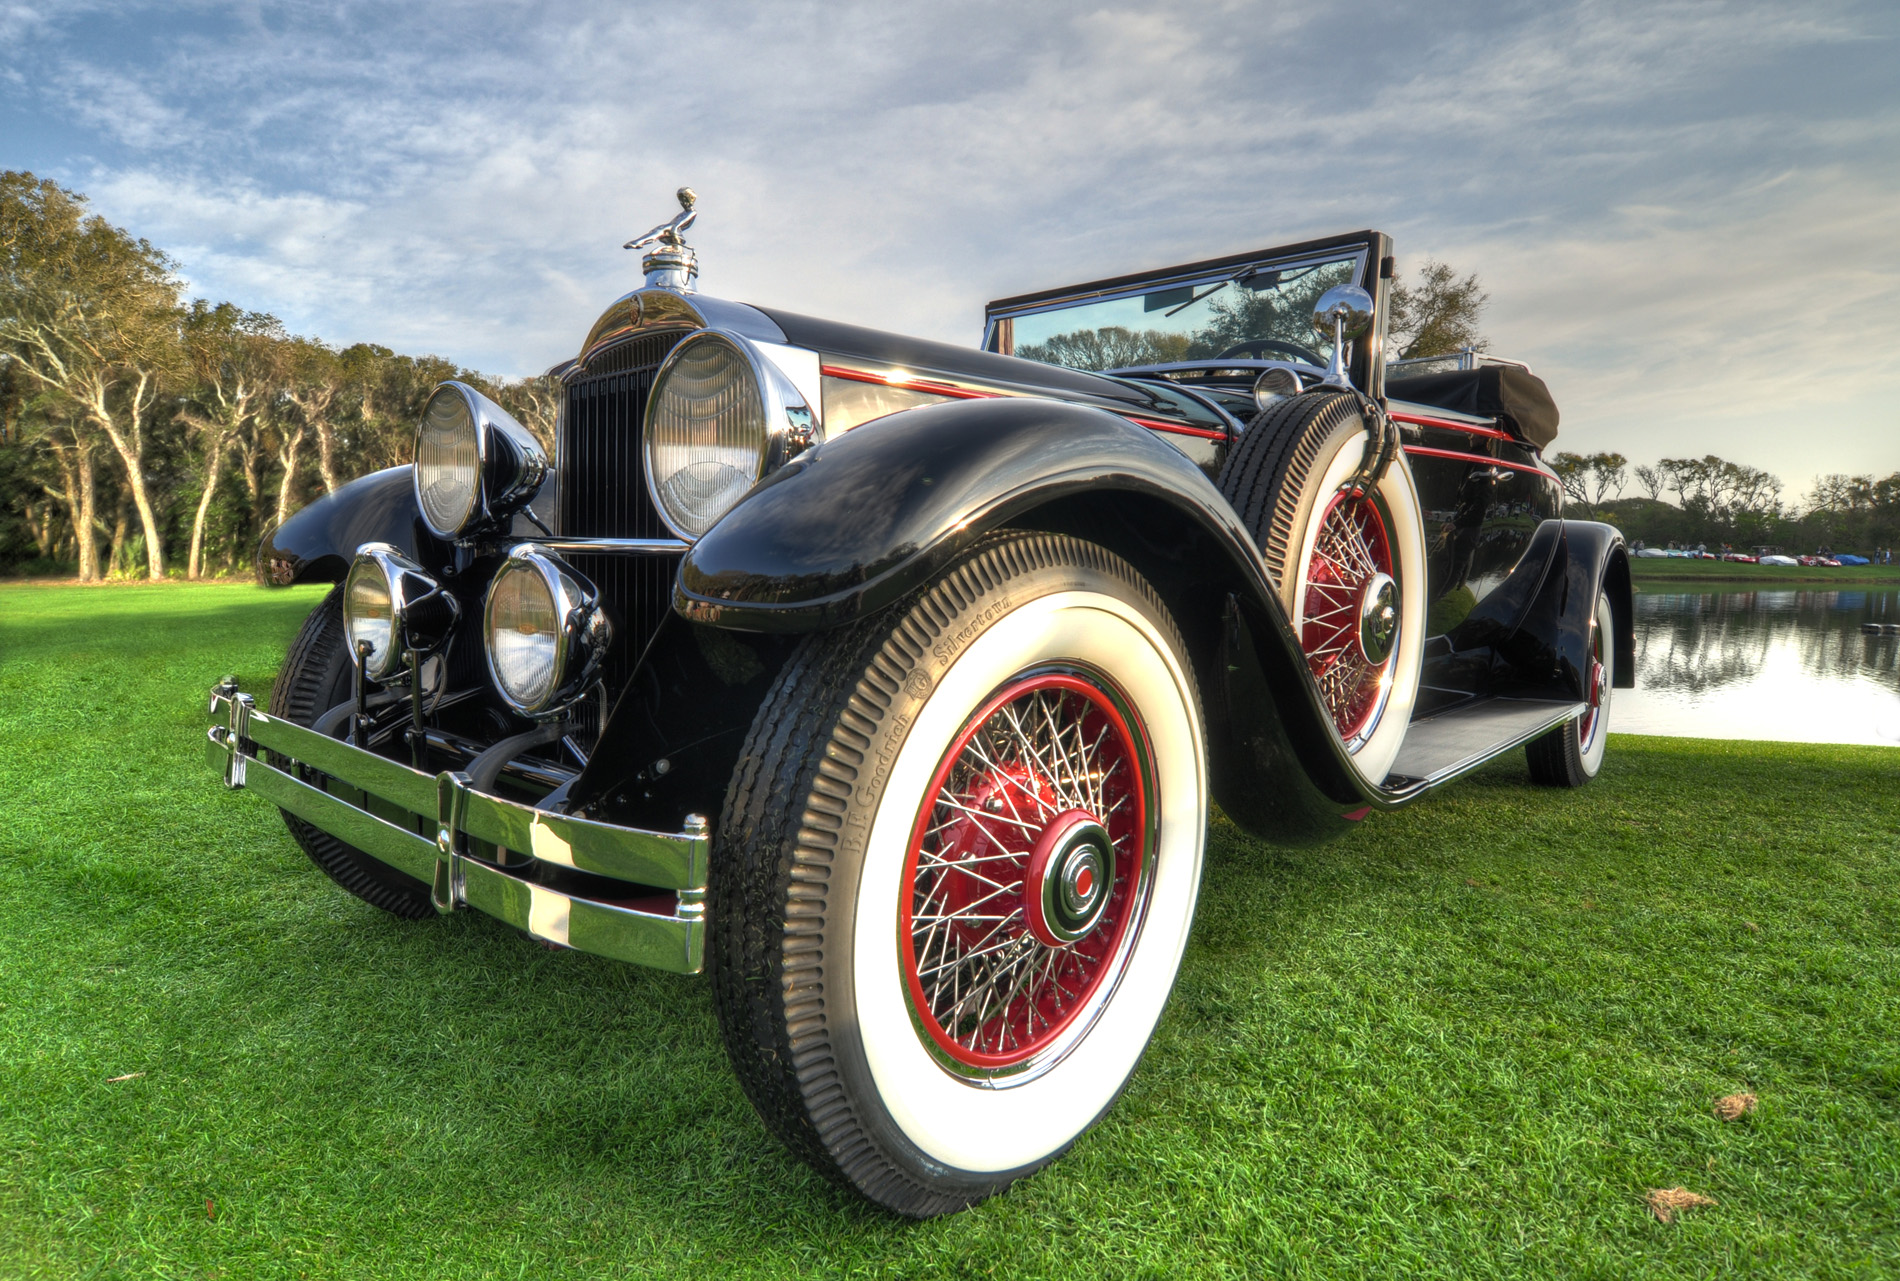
1630 559 1900 587
3 581 1898 1279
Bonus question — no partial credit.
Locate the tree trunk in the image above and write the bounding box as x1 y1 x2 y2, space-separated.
107 495 130 578
274 426 306 528
46 435 101 581
26 502 54 558
316 419 341 494
188 431 229 580
99 432 166 581
239 433 263 507
75 443 101 582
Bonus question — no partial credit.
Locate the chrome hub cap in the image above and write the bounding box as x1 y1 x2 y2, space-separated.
1358 572 1399 666
1024 810 1115 947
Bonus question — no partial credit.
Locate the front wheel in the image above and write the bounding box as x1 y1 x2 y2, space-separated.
709 532 1206 1216
1526 591 1614 787
268 584 435 918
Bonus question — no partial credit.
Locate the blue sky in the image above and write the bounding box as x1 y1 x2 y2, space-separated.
3 0 1896 499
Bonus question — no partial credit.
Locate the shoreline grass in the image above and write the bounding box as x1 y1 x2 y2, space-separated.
3 582 1897 1279
1630 559 1900 586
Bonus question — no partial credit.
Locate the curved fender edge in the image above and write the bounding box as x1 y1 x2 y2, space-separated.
255 465 449 586
675 396 1398 834
1488 520 1632 700
675 398 1244 631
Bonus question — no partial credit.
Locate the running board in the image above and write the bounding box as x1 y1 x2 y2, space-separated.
1384 697 1585 788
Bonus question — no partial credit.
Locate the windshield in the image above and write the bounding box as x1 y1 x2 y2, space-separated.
999 252 1364 373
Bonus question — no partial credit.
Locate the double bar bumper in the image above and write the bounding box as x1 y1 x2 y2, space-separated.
204 684 708 973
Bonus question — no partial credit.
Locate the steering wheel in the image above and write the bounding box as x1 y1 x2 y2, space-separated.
1216 339 1327 367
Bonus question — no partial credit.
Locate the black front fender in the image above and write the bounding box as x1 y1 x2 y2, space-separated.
670 396 1405 837
256 466 450 586
676 398 1252 630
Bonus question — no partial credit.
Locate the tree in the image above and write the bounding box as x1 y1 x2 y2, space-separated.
1015 326 1193 371
1547 452 1627 518
179 301 285 578
1388 259 1489 360
282 338 344 494
1634 464 1666 502
1658 455 1784 541
0 171 183 579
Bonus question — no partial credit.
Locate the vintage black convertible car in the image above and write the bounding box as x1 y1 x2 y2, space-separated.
205 193 1630 1217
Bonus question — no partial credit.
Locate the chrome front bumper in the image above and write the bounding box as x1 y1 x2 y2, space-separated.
204 684 708 973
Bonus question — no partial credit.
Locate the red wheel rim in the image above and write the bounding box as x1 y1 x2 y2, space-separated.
899 670 1147 1072
1578 618 1606 748
1300 489 1395 743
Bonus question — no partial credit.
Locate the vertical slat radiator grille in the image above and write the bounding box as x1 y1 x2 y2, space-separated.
557 330 687 696
558 331 683 539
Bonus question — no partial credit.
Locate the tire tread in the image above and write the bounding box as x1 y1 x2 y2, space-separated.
710 531 1191 1217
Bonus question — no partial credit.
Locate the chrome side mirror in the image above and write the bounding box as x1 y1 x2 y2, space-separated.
1311 283 1374 389
1312 284 1374 341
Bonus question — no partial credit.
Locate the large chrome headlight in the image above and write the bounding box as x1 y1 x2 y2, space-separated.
343 543 460 682
483 546 611 718
643 331 817 540
414 381 549 539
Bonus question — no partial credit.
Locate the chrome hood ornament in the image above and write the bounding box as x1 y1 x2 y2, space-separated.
625 187 699 292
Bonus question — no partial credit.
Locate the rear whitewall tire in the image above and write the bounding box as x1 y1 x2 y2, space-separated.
1526 592 1614 787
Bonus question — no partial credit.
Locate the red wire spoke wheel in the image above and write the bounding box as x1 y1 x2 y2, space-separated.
1298 488 1398 745
1217 390 1426 784
899 670 1147 1073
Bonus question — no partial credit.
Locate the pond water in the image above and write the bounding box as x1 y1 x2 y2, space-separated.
1618 587 1900 747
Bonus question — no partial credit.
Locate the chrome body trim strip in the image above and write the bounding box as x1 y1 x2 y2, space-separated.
206 685 708 974
529 538 689 556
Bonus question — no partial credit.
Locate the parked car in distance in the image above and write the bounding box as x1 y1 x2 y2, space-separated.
203 196 1631 1216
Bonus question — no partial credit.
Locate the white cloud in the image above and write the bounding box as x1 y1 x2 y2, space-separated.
5 0 1898 494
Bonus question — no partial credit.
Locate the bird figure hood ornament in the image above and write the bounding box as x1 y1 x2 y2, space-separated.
625 187 698 292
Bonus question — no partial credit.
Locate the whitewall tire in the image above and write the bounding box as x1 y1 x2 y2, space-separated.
708 532 1206 1216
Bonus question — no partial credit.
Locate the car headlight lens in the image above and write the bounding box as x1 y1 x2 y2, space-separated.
644 332 773 539
416 388 481 537
344 555 399 680
342 543 459 683
413 382 549 539
484 546 610 717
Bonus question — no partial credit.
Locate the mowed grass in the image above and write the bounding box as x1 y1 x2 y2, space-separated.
2 582 1898 1280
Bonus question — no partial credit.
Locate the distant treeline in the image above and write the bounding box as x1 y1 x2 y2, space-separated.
4 170 1896 579
0 171 556 580
1549 452 1900 554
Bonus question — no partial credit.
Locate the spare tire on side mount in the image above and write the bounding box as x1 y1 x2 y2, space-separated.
1217 391 1426 785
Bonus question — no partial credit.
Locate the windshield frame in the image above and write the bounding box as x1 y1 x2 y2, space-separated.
985 230 1392 400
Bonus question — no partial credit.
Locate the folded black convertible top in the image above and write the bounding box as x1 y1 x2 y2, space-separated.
1386 365 1559 452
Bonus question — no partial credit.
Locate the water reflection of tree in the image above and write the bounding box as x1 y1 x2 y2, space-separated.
1633 590 1900 695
